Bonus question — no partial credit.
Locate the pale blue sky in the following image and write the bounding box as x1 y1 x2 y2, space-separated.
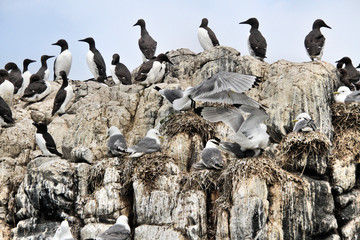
1 0 359 80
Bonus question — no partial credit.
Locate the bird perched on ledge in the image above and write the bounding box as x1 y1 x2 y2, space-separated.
197 18 220 51
239 17 267 61
134 19 157 62
304 19 331 61
33 122 62 158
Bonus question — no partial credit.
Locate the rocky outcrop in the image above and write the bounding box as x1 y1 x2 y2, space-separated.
0 46 359 239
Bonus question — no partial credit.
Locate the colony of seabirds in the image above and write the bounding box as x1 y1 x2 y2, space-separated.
0 17 360 239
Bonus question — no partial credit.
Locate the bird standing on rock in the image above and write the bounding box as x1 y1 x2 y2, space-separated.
52 39 72 80
0 69 15 106
197 18 220 51
335 57 360 86
135 53 173 86
110 54 132 85
134 19 157 62
5 62 23 94
36 55 55 81
304 19 331 61
239 17 267 61
0 96 14 127
19 59 36 96
79 37 107 83
33 122 62 157
51 71 74 116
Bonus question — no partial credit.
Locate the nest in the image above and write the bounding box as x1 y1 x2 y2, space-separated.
279 131 331 169
88 160 107 193
181 156 302 210
331 103 360 161
133 153 176 191
331 103 360 131
160 111 216 142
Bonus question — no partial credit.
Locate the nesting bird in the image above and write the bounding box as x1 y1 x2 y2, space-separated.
134 19 157 62
52 220 74 240
95 215 131 240
33 122 62 157
19 59 36 95
292 113 317 132
22 74 52 102
79 37 107 82
36 55 55 81
193 139 224 170
5 62 23 94
135 53 173 86
110 54 132 85
239 17 267 61
0 96 14 127
333 86 360 103
127 129 162 158
197 18 220 51
52 39 72 80
304 19 331 61
51 71 74 116
0 69 14 106
107 126 128 156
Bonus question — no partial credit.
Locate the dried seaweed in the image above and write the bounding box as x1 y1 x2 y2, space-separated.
331 103 360 162
161 111 216 142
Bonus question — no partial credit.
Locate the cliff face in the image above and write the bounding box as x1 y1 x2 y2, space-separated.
0 46 359 240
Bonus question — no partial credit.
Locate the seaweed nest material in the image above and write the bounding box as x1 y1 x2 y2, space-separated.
160 111 216 142
331 102 360 131
133 152 176 191
181 156 302 210
279 131 331 169
331 103 360 161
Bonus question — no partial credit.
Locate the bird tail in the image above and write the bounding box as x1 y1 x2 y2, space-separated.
154 86 162 91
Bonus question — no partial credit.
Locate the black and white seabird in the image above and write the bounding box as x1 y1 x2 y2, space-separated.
4 62 23 94
134 19 157 62
33 122 62 157
0 69 14 106
21 74 52 102
135 53 173 86
0 96 14 127
193 139 224 170
292 113 317 132
51 71 74 116
19 59 36 95
52 39 72 80
107 126 128 156
304 19 331 61
197 18 220 51
36 55 55 81
239 17 267 61
79 37 107 82
333 86 360 103
335 57 360 85
110 54 132 85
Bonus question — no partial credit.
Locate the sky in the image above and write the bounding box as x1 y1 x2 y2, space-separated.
1 0 360 80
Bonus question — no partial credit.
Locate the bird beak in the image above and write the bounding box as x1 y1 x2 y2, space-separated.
292 119 298 123
325 24 332 29
333 91 340 95
168 60 174 65
159 136 164 140
51 42 58 46
239 20 247 24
